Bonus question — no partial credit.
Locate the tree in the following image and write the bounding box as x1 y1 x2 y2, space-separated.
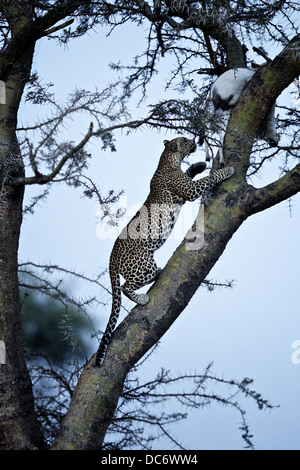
0 0 299 450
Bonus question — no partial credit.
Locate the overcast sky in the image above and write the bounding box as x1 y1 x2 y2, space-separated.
18 21 300 450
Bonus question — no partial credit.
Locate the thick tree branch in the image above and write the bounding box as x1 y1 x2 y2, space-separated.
0 1 84 79
224 33 300 179
52 160 300 450
52 31 300 450
246 164 300 216
52 170 245 450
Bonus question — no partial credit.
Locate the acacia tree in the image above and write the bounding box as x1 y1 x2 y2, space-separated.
0 0 299 450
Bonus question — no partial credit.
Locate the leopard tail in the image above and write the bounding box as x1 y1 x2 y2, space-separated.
95 269 121 367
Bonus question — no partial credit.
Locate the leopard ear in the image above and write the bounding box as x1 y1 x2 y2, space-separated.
164 139 178 151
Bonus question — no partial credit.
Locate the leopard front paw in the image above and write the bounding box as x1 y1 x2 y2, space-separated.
226 166 235 177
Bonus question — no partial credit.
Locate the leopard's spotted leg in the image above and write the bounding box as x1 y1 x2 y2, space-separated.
184 166 234 201
121 257 161 306
122 284 150 306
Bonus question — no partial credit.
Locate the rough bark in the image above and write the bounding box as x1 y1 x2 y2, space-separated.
0 1 82 450
52 36 300 450
0 60 45 449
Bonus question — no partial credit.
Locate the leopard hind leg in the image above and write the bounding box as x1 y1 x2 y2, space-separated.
121 253 161 306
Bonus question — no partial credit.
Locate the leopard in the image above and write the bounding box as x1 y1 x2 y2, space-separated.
95 136 234 366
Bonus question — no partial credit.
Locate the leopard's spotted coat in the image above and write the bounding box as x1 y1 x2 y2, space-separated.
96 137 234 366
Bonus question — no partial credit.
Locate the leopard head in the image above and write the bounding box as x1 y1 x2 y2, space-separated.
163 137 196 162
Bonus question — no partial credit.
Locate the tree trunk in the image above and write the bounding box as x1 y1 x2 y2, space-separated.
0 52 44 449
0 1 95 448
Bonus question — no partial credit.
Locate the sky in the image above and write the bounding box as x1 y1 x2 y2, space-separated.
18 18 300 450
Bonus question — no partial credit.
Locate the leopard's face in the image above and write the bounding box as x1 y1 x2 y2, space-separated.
163 137 196 161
